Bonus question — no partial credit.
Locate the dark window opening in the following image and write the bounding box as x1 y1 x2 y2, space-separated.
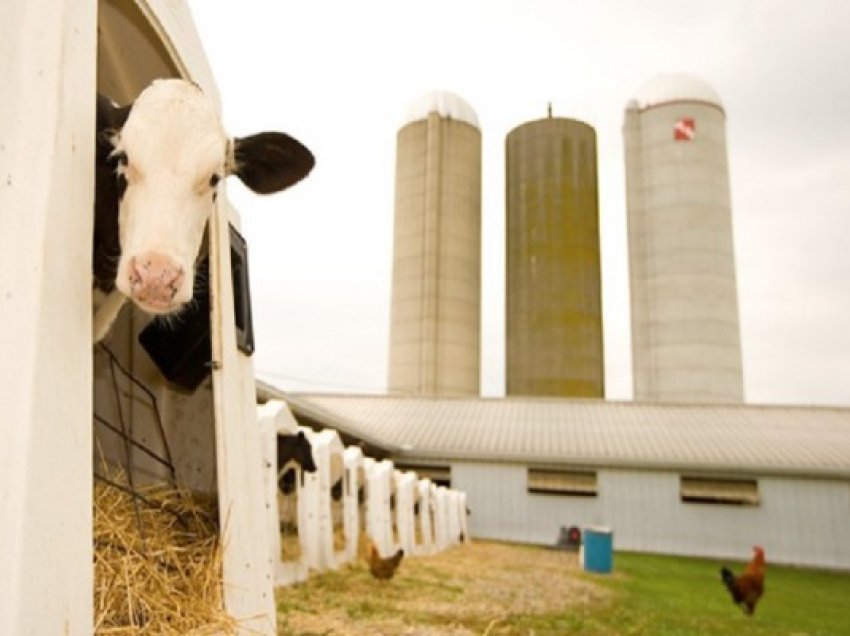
680 476 759 506
527 468 598 497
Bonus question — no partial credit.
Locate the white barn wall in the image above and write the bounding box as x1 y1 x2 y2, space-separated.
453 461 850 569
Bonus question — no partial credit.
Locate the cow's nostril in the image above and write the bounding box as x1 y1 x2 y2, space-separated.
127 252 184 306
129 257 144 288
169 267 185 289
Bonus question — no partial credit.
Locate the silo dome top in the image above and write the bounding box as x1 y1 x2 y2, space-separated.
403 91 480 129
631 73 723 110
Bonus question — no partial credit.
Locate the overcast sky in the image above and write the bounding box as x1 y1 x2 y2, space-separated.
188 0 850 406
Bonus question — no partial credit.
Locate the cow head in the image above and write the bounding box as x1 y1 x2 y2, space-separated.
276 430 317 476
95 78 314 317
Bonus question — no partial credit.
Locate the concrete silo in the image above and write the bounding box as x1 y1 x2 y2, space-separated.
505 113 604 397
623 73 744 403
387 92 481 396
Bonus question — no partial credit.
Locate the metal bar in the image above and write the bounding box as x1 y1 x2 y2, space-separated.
93 412 173 473
108 353 145 545
94 472 188 529
98 343 177 484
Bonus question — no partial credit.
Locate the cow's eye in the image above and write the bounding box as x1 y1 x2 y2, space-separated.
209 174 221 188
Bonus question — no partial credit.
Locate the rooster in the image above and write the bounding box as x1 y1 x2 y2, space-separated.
720 546 766 615
367 543 404 580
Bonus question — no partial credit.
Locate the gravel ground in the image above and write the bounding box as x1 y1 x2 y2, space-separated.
275 540 610 635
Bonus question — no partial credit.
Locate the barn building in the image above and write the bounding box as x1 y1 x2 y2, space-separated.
258 383 850 571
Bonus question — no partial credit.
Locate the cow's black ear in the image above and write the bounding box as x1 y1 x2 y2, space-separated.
96 93 131 137
229 132 315 194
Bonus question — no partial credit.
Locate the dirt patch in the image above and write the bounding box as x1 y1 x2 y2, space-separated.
276 541 610 635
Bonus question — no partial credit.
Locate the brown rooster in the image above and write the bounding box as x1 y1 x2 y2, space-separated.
720 545 766 615
368 543 404 580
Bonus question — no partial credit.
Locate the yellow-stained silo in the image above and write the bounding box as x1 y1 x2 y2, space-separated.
387 92 481 396
623 74 744 404
505 114 604 397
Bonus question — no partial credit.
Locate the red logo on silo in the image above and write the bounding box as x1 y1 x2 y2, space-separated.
674 118 695 141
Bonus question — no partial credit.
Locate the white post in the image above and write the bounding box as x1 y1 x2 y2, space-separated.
433 486 449 552
317 430 345 570
394 471 417 555
299 429 324 571
341 446 364 564
458 491 470 543
256 409 282 582
415 479 434 555
0 1 96 634
366 460 395 556
209 202 276 633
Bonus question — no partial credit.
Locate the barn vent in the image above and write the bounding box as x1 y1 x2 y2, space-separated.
395 464 451 487
680 476 759 506
527 469 598 497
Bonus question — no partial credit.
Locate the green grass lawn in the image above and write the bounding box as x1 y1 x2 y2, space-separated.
561 551 850 636
275 542 850 635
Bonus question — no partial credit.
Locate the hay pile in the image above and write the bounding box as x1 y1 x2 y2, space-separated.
280 523 302 561
333 526 346 552
93 473 236 635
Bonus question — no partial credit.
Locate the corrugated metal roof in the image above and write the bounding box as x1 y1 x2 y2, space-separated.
269 389 850 478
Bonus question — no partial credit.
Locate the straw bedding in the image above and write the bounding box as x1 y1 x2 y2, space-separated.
93 472 236 635
280 522 302 561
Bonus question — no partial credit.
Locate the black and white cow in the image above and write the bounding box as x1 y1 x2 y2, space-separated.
276 430 317 494
93 78 314 341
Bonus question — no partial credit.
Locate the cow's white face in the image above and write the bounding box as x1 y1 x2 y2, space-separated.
111 80 227 314
93 77 314 342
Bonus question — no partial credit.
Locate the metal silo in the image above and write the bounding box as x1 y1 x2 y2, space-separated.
623 73 744 403
387 92 481 396
505 113 604 397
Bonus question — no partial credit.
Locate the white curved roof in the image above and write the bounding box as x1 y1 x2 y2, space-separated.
632 73 723 110
269 390 850 479
403 91 480 129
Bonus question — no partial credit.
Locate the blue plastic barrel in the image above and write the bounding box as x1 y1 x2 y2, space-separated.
582 526 613 573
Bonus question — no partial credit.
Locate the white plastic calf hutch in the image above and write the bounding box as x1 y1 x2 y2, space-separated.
432 485 452 552
299 428 349 571
257 402 310 586
393 470 418 555
363 458 396 557
257 399 307 583
446 490 465 546
1 2 283 633
413 479 436 555
343 445 366 563
257 399 301 435
458 491 470 543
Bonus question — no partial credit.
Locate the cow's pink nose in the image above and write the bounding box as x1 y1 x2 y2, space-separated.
128 251 185 309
